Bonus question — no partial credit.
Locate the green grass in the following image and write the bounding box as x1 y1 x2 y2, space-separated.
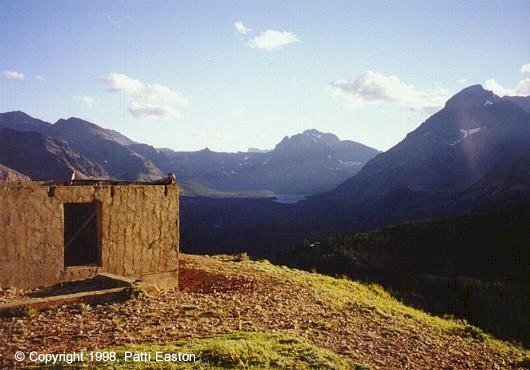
247 259 528 353
252 259 457 327
33 331 367 369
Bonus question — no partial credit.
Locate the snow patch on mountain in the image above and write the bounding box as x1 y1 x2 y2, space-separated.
461 127 484 139
449 127 485 145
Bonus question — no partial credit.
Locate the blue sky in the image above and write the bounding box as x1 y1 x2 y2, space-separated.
1 0 529 152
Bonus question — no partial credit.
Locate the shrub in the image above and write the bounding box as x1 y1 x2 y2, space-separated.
123 284 148 299
451 324 487 342
1 305 36 318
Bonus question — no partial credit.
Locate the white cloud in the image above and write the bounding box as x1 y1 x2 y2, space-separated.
521 63 530 74
36 75 45 81
328 71 449 114
99 73 189 120
74 96 95 108
101 73 144 95
2 70 25 80
483 79 509 96
129 104 182 120
457 78 467 84
247 30 299 51
234 21 251 35
484 78 530 97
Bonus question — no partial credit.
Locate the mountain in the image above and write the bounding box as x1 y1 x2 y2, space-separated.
0 110 52 134
0 128 108 181
0 111 378 194
0 112 163 182
324 85 530 204
49 118 163 181
0 164 30 181
152 129 379 195
247 147 270 153
129 143 173 174
260 129 380 194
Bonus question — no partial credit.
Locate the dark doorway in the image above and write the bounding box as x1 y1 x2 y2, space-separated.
64 202 101 267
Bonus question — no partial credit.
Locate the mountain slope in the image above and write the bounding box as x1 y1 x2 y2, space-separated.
0 128 109 181
0 112 162 182
0 254 526 369
454 148 530 209
50 118 163 181
106 129 137 146
324 85 530 204
503 95 530 113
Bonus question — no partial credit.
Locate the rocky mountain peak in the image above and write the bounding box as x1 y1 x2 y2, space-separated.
0 111 52 133
274 129 341 153
302 129 324 137
444 84 500 110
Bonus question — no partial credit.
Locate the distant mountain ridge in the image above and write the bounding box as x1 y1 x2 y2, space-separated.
0 111 379 195
140 129 380 195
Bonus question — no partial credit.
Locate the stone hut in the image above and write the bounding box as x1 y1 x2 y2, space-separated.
0 180 179 289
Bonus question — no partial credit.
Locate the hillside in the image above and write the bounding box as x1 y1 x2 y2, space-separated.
280 205 530 345
0 254 527 369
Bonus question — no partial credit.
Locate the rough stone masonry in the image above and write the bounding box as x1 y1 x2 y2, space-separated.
0 182 179 289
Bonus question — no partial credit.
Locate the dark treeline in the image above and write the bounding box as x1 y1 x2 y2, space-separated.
277 206 530 346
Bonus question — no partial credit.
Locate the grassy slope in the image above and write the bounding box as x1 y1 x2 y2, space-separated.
105 332 364 369
6 254 529 369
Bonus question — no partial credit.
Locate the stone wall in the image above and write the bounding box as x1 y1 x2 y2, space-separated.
0 182 179 288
